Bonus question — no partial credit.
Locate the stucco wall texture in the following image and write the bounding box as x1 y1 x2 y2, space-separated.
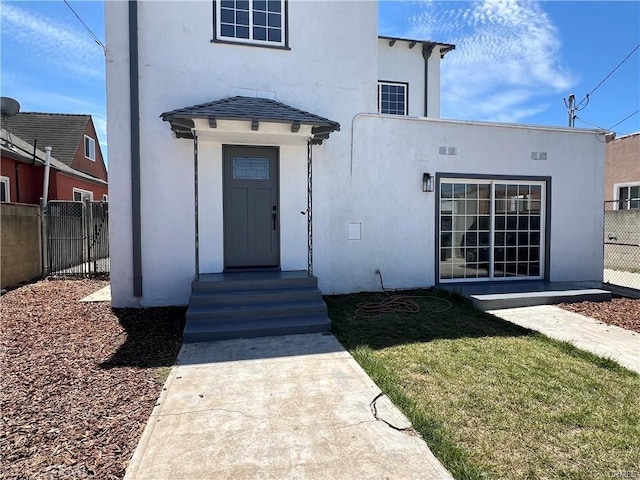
105 1 607 307
604 132 640 201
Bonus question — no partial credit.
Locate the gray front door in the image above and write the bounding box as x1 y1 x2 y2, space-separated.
223 146 279 269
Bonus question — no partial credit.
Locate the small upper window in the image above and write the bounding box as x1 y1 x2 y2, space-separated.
0 176 10 202
84 135 96 161
215 0 286 47
378 81 408 116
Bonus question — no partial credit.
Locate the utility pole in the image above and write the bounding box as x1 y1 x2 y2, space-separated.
566 94 576 127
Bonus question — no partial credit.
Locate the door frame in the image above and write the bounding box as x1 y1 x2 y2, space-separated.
222 145 280 270
435 173 552 284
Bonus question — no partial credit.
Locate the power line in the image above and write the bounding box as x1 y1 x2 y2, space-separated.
575 115 607 131
576 43 640 108
607 109 640 131
575 109 640 134
63 0 105 52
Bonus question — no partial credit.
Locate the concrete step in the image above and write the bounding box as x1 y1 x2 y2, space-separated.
192 271 317 292
183 315 331 342
471 288 612 311
186 300 328 324
189 287 322 307
184 271 331 343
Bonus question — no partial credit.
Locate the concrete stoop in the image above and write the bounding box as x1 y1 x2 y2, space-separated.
184 270 331 342
441 280 612 311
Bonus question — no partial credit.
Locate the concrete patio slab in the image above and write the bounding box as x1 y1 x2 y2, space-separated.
488 305 640 374
79 285 111 302
124 333 453 480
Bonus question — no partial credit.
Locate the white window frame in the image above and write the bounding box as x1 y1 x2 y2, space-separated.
102 194 108 202
378 81 408 116
0 176 10 203
613 181 640 210
84 135 96 161
215 0 286 48
73 187 94 202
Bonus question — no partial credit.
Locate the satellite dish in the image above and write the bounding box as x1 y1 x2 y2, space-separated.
1 97 20 118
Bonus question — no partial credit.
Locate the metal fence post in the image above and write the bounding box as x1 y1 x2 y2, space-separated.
40 198 49 278
85 198 93 275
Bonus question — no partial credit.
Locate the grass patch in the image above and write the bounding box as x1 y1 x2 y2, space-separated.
327 290 640 480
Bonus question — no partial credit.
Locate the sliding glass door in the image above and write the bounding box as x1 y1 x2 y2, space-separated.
439 179 545 282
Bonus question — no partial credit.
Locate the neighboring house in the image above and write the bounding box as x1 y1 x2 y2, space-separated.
1 113 108 204
604 132 640 209
105 1 605 308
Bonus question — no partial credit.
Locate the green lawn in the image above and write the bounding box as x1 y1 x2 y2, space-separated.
326 290 640 480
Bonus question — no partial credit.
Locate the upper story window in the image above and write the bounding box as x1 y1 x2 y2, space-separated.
84 135 96 161
617 183 640 210
215 0 286 47
378 81 408 116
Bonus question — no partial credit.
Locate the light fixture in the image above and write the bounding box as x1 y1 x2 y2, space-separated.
423 173 434 192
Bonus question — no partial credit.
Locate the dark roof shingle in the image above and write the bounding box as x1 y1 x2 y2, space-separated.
4 113 90 166
161 96 340 144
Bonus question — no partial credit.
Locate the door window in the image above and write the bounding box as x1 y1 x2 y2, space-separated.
232 157 270 179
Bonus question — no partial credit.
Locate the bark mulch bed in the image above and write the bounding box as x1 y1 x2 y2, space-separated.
558 296 640 334
0 279 185 479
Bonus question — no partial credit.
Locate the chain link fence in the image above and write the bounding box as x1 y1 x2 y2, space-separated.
603 200 640 291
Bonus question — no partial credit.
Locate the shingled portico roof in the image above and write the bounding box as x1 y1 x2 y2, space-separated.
160 96 340 144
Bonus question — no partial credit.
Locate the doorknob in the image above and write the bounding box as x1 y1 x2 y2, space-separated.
272 205 277 231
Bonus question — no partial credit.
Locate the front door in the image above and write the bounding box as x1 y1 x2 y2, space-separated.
223 146 279 269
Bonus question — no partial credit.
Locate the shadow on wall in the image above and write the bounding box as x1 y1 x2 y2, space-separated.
100 306 186 369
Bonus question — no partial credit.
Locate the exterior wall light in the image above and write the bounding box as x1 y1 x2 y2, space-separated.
423 173 434 192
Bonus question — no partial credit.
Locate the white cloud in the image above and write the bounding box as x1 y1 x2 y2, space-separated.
1 3 104 79
408 0 575 123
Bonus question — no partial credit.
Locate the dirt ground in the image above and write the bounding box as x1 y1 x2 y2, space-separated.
0 279 185 480
558 296 640 334
0 279 637 479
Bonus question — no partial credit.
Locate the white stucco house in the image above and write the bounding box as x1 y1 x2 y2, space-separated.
106 1 606 339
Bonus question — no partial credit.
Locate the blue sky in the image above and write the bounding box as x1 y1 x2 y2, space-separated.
2 1 639 165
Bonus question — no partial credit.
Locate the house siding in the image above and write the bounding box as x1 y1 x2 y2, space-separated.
1 155 43 204
56 173 108 201
317 116 605 293
70 119 108 181
377 39 443 117
106 0 378 306
604 132 640 201
1 154 107 205
106 1 606 307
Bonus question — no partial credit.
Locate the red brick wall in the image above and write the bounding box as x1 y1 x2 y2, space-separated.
604 133 640 201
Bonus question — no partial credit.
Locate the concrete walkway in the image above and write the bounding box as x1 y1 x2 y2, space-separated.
79 284 111 302
488 305 640 374
124 333 453 480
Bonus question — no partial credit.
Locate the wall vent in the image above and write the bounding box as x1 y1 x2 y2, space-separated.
439 146 457 155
